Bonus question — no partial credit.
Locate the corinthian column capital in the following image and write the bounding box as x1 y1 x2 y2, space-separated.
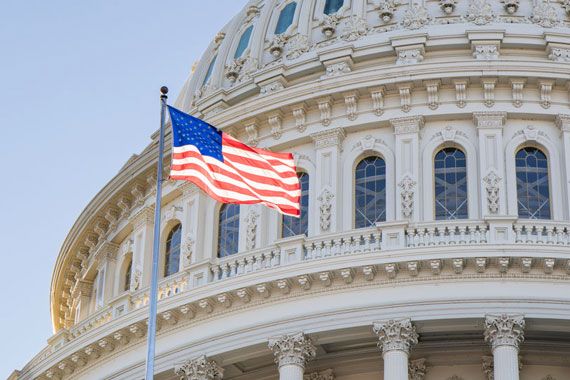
484 314 525 350
268 332 316 369
174 355 224 380
373 318 419 354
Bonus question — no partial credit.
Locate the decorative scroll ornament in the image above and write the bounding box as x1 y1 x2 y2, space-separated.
531 1 559 28
225 57 246 82
440 0 458 14
483 171 501 214
373 318 419 354
268 34 289 58
132 269 142 291
286 34 310 59
245 210 259 250
401 3 431 30
174 355 224 380
399 175 416 218
501 0 520 14
304 369 335 380
378 0 397 22
321 14 341 38
465 0 495 25
409 358 428 380
268 332 316 369
484 314 526 349
318 189 334 232
184 234 195 265
341 15 368 41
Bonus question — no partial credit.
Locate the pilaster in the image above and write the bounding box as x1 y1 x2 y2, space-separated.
391 116 424 222
373 318 419 380
178 183 207 268
174 355 224 380
269 332 316 380
484 314 525 380
130 206 155 287
311 129 345 234
556 114 570 220
474 112 507 217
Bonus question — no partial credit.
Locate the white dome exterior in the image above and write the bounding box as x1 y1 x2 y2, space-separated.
11 0 570 379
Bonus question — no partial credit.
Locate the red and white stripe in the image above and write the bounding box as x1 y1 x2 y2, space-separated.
170 134 300 217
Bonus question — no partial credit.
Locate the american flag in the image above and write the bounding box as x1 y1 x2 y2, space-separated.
168 106 301 217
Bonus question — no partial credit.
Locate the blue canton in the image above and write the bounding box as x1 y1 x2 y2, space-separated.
168 106 224 162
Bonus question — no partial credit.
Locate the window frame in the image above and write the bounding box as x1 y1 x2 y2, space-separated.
217 204 241 258
354 155 388 229
163 223 182 278
433 146 469 221
514 145 552 220
281 171 310 238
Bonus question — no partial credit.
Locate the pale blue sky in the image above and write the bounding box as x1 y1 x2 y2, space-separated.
0 1 248 377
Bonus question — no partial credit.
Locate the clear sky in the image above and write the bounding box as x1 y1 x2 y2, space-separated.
0 1 248 377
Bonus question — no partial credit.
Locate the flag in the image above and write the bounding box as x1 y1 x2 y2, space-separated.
168 106 301 217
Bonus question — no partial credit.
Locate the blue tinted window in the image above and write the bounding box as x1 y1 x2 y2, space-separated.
275 2 297 35
516 147 551 219
324 0 344 15
164 224 181 277
218 204 240 257
124 258 132 292
234 26 253 59
434 148 468 220
355 157 386 228
282 173 309 237
202 56 216 85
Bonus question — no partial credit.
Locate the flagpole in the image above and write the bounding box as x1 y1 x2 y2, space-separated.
145 86 168 380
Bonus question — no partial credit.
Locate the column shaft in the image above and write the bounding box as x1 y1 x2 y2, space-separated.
493 346 519 380
279 364 304 380
383 350 409 380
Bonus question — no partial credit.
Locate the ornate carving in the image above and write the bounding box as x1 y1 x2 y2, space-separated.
409 358 427 380
245 209 259 250
268 34 289 58
225 57 246 82
244 119 259 146
501 0 520 14
511 79 525 107
473 112 507 128
260 81 285 96
466 0 495 25
426 81 439 109
548 47 570 62
402 3 431 30
245 5 260 22
378 0 397 22
132 269 142 291
396 47 425 65
286 34 309 59
473 44 499 60
484 314 526 349
481 356 494 380
317 97 333 126
531 1 559 28
454 80 468 108
183 234 194 266
131 183 146 208
321 14 341 38
391 116 425 134
311 128 345 149
482 79 496 107
399 175 417 218
318 189 334 232
268 332 316 369
117 195 131 217
268 112 284 140
539 81 553 109
371 87 385 116
292 104 307 132
440 0 458 14
304 369 335 380
344 92 359 121
399 85 412 112
323 61 351 78
483 170 501 214
174 355 224 380
352 135 387 152
341 16 368 41
373 318 419 354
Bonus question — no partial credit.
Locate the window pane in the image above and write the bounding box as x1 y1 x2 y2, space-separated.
124 259 132 292
234 25 253 59
434 148 468 220
282 172 309 238
218 204 240 257
516 147 551 219
324 0 344 15
202 56 217 85
275 2 297 35
355 156 386 228
164 224 182 277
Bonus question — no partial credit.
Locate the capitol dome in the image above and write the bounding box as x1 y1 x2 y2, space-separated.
12 0 570 379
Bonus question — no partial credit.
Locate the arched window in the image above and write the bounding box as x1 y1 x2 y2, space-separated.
355 156 386 228
218 204 240 257
516 147 551 219
324 0 344 15
434 148 468 220
164 224 182 277
202 56 217 85
234 25 253 59
282 172 309 237
123 258 132 292
275 2 297 35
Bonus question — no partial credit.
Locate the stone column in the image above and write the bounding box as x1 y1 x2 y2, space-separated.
391 117 424 222
268 332 316 380
373 318 419 380
311 129 345 234
174 355 224 380
484 314 525 380
130 206 155 287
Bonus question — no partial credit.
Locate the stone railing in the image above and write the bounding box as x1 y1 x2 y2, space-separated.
406 221 489 247
210 247 282 281
514 220 570 245
132 270 190 309
304 227 380 260
69 306 113 338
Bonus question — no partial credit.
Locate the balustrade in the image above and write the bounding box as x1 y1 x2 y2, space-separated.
303 228 380 260
513 221 570 245
406 221 489 247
